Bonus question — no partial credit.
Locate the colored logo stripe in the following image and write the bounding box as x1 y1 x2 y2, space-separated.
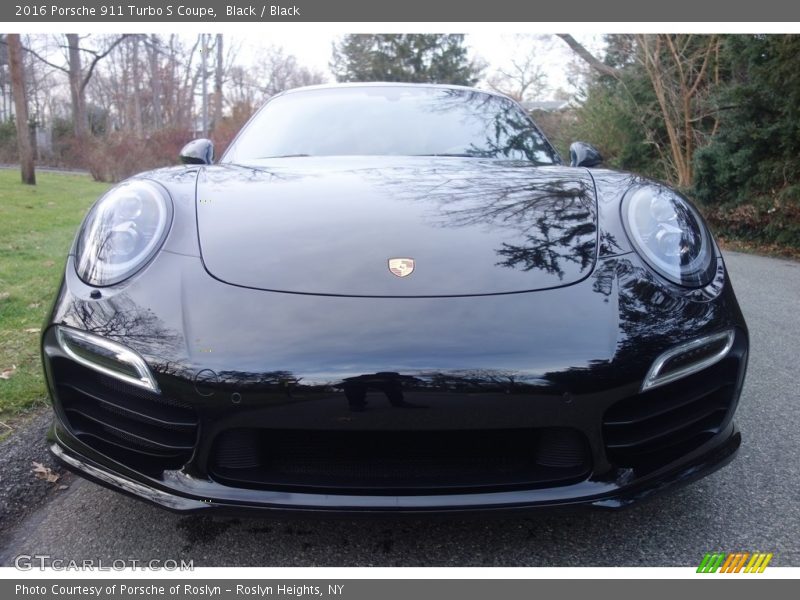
745 553 773 573
697 552 773 573
722 553 748 573
697 553 725 573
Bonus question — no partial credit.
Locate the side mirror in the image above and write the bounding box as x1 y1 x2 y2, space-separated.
179 138 214 165
569 141 603 168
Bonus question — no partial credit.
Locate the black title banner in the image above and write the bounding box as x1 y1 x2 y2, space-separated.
3 0 800 23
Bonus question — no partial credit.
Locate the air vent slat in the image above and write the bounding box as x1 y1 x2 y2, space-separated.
60 382 197 428
605 404 728 449
71 428 188 458
64 407 195 451
603 378 730 426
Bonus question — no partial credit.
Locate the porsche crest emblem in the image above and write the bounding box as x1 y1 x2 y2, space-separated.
388 258 415 278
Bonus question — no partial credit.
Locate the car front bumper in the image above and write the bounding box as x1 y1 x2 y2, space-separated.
43 252 749 514
49 417 741 515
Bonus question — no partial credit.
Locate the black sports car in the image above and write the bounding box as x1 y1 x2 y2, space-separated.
43 83 748 514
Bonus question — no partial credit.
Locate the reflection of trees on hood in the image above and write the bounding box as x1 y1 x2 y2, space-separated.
202 163 304 183
215 370 299 389
417 369 548 392
64 295 185 375
494 209 596 279
360 162 598 281
544 257 722 392
431 171 596 280
202 370 335 407
66 295 182 354
612 258 719 354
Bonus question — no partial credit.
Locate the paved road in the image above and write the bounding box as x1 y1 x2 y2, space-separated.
0 164 90 175
1 251 798 567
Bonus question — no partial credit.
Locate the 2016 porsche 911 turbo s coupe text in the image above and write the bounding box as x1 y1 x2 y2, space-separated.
43 83 748 514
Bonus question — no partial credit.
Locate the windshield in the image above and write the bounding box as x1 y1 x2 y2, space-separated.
222 86 560 164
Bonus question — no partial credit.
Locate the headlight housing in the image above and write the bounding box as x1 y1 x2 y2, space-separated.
75 180 173 287
621 185 715 287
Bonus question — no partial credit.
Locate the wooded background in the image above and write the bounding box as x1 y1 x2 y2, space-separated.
1 33 797 251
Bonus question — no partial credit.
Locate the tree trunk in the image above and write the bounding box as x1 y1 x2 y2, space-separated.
7 34 35 185
201 33 209 137
66 33 89 140
131 35 143 136
213 34 223 126
149 35 162 129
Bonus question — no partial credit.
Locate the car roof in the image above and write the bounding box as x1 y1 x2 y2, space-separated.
277 81 513 101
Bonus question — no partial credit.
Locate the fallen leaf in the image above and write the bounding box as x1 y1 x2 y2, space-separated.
0 292 9 300
42 260 55 267
0 365 17 380
23 328 40 334
32 461 60 483
57 485 69 491
27 302 41 309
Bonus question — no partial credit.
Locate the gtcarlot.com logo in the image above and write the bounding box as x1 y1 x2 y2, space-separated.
14 555 194 571
697 552 773 573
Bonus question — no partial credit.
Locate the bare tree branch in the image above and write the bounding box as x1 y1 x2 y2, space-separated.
79 34 129 94
0 39 69 73
635 34 719 187
556 34 620 79
687 36 716 99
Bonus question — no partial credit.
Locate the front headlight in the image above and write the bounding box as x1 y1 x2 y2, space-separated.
75 180 173 286
621 185 715 287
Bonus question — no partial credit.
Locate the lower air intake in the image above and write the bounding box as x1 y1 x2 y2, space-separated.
51 357 198 472
210 427 591 494
603 356 740 472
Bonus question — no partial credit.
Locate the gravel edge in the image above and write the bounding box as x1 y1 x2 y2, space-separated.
0 408 73 540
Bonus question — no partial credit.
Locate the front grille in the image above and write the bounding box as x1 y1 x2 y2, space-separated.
602 358 739 471
209 427 590 494
51 358 198 472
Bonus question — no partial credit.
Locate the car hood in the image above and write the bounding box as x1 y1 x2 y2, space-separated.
196 157 598 297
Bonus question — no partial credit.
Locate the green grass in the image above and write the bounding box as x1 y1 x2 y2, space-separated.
0 170 109 434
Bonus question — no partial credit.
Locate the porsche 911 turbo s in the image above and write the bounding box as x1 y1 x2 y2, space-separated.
43 83 748 514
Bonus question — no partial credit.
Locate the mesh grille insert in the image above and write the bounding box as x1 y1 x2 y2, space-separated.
210 427 590 495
